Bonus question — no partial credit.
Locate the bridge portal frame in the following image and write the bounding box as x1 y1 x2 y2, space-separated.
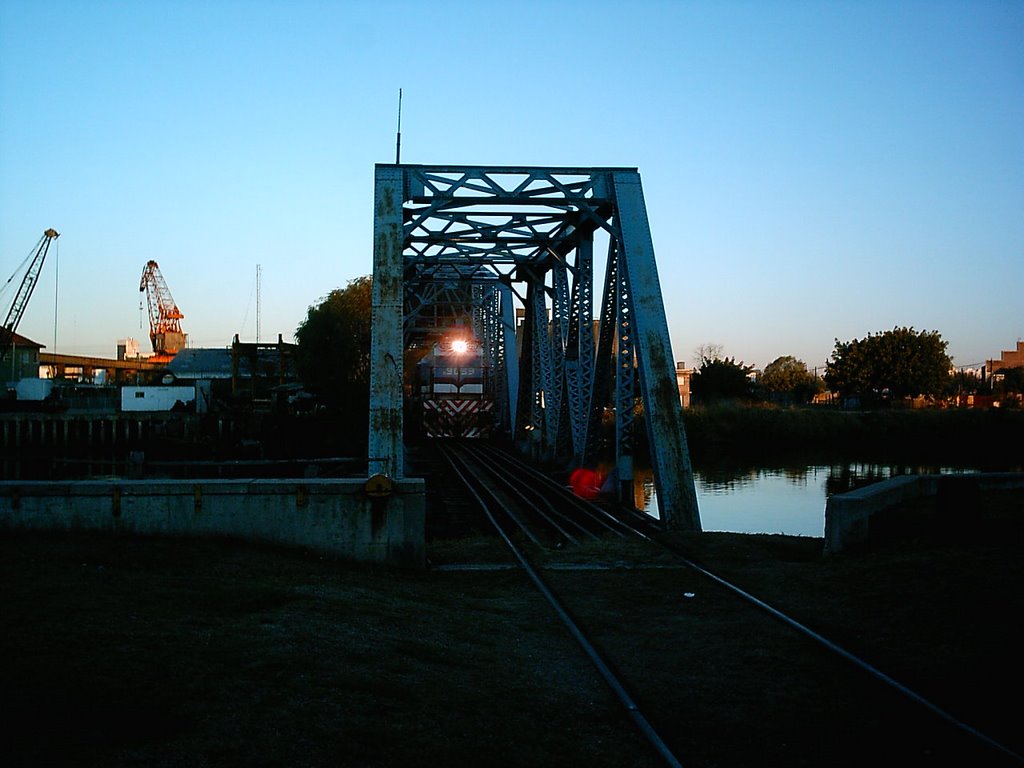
368 164 699 530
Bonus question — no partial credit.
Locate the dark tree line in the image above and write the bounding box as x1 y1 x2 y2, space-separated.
294 276 372 416
690 327 957 407
688 352 823 406
690 356 755 405
294 289 989 417
824 326 951 405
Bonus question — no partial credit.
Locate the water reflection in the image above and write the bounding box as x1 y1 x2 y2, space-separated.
639 462 982 538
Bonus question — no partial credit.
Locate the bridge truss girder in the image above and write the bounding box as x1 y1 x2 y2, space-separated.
369 164 699 530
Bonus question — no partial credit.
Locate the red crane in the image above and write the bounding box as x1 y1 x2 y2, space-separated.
139 260 187 360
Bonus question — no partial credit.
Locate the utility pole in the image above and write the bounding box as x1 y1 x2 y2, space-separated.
395 88 402 164
256 264 261 345
52 236 59 359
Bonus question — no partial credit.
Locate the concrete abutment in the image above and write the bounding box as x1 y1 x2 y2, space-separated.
0 478 426 568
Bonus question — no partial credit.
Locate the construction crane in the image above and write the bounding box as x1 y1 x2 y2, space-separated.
1 228 60 363
139 260 187 360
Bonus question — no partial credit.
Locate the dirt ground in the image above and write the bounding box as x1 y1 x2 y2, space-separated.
1 489 1021 767
654 488 1024 766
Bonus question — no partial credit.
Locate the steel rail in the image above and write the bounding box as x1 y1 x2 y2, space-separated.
608 506 1024 765
447 443 580 545
472 442 635 538
449 442 599 545
435 441 1022 763
439 443 685 768
439 444 545 547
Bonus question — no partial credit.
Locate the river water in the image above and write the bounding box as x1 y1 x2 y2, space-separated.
638 462 986 538
3 453 1007 540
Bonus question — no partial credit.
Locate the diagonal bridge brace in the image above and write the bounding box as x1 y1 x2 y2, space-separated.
368 164 699 531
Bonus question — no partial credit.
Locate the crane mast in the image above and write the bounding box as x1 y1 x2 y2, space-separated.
2 228 60 340
139 260 186 359
1 228 60 373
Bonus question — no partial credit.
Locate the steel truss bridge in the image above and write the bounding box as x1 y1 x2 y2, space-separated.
368 164 700 530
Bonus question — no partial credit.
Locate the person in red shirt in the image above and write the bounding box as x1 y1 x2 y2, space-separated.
569 464 604 501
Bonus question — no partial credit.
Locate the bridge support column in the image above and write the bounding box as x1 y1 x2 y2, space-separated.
499 283 519 434
612 171 700 531
368 166 406 480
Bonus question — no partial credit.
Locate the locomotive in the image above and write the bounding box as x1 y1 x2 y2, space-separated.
413 338 494 438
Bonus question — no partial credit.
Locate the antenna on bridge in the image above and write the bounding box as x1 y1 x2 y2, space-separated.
395 87 402 164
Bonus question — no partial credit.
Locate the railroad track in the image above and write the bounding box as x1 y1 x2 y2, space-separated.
432 439 1023 767
441 440 637 547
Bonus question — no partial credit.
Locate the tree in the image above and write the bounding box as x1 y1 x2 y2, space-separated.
294 276 373 411
759 355 824 404
824 326 951 405
692 342 724 367
690 356 754 404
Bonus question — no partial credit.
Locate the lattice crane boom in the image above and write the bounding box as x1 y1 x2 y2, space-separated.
139 260 187 356
1 228 60 338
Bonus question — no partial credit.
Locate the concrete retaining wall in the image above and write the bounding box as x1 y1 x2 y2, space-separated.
0 478 426 568
824 472 1024 555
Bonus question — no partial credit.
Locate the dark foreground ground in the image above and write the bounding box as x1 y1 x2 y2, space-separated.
1 490 1021 768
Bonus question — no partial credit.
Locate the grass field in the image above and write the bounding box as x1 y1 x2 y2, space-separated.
2 490 1021 767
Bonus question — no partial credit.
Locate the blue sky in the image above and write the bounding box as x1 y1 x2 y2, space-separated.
2 0 1021 372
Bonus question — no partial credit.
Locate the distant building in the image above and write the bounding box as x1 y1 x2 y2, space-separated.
164 347 234 383
121 385 197 412
676 362 692 408
1 331 44 384
163 334 300 412
117 337 151 361
986 341 1024 374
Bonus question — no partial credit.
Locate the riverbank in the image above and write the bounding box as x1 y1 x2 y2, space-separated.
679 404 1024 468
2 488 1020 767
5 406 1023 481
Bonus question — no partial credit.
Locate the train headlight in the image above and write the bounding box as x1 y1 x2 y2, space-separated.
451 339 469 355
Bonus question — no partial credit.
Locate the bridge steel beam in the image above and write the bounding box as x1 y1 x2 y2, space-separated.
565 233 594 457
368 166 406 479
367 164 700 530
499 283 519 433
481 279 516 434
610 171 700 531
612 238 637 509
